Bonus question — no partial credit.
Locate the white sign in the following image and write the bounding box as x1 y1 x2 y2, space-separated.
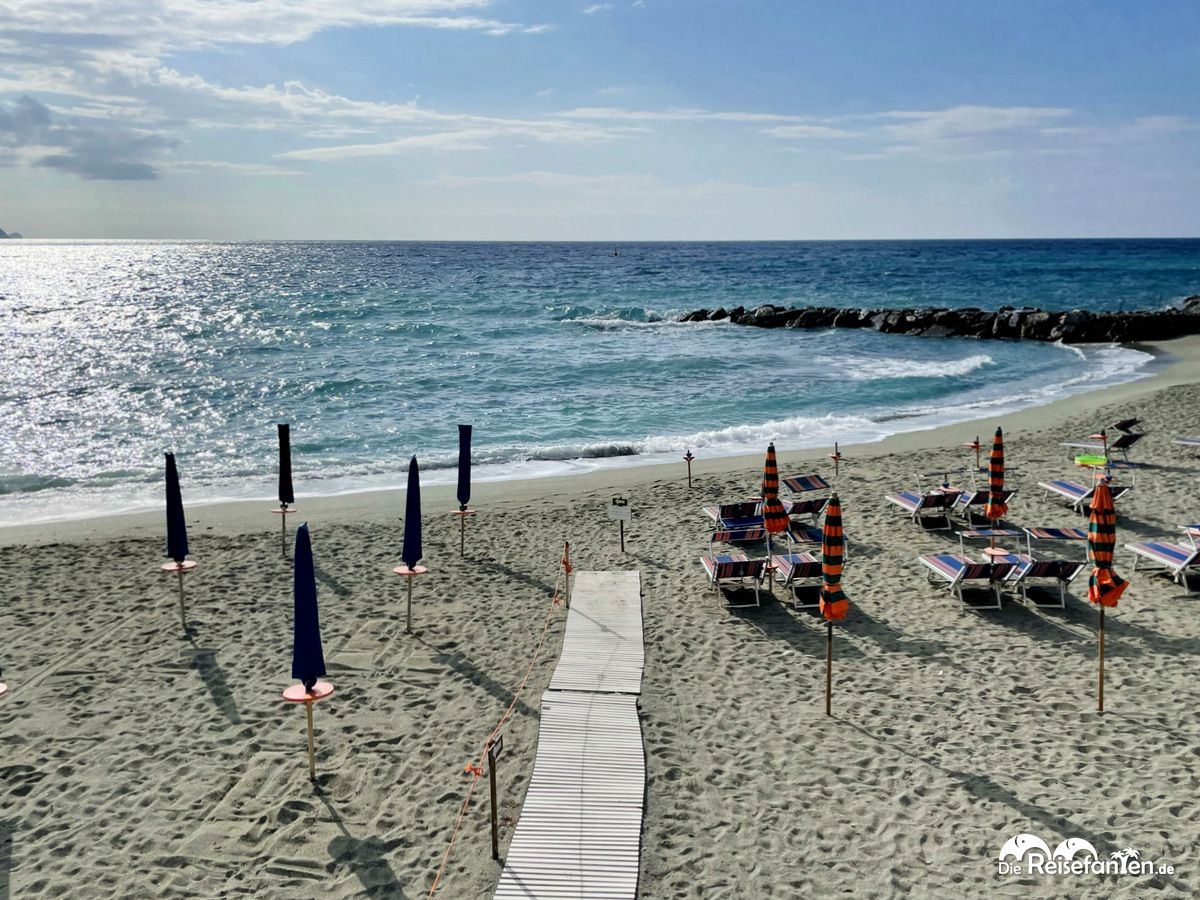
608 498 631 522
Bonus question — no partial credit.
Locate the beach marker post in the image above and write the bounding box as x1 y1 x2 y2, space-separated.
487 734 503 860
609 496 631 552
964 436 981 470
562 541 573 608
828 442 843 477
683 449 695 489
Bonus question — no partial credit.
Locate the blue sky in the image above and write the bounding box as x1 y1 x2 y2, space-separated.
1 0 1197 238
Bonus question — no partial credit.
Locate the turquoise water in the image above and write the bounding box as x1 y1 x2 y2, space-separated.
2 239 1196 525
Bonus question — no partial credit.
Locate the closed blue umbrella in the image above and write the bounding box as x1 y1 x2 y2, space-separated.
278 423 295 507
291 523 326 692
396 456 427 633
403 455 423 569
165 452 188 563
457 425 472 512
164 452 194 632
286 522 332 779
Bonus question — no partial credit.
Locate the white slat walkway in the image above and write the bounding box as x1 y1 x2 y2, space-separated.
495 570 645 900
548 570 644 696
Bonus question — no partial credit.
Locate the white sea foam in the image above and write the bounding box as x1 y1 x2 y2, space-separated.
832 353 995 381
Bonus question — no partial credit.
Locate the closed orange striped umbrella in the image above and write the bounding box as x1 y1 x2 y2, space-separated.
760 443 789 535
1088 479 1127 713
1087 480 1127 608
983 426 1007 523
819 494 849 621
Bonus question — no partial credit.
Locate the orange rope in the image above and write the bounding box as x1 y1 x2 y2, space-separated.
426 542 571 897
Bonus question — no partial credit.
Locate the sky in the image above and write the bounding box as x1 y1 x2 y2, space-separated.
0 0 1198 239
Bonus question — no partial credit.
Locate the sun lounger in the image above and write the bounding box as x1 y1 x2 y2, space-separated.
1126 529 1200 591
787 496 829 521
700 553 766 607
1038 479 1133 514
782 473 830 496
918 553 1015 609
770 551 823 608
952 488 1018 524
1061 431 1145 460
1111 417 1142 434
1173 437 1200 452
702 500 762 530
989 553 1084 607
886 489 961 529
786 521 823 546
709 526 767 552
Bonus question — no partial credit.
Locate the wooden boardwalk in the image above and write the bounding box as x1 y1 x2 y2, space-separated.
548 570 644 696
494 570 645 899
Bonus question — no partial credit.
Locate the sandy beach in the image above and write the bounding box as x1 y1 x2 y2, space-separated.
2 336 1200 899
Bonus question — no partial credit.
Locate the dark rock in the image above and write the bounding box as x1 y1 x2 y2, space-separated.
676 297 1200 344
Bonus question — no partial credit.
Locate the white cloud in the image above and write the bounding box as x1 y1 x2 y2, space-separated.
167 159 307 176
762 124 861 139
277 130 495 159
879 105 1073 141
583 3 613 14
558 106 817 124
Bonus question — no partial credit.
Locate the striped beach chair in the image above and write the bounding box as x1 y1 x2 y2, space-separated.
989 553 1085 608
702 500 763 530
1126 526 1200 591
699 553 766 608
1062 431 1145 461
953 488 1018 525
886 489 961 529
1038 479 1133 514
770 551 822 609
708 526 766 552
787 496 830 522
918 553 1015 608
782 473 830 497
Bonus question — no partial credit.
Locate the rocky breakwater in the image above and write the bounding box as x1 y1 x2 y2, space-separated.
679 295 1200 343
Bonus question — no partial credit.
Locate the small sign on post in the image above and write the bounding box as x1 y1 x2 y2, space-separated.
487 734 504 860
608 496 631 552
683 449 695 489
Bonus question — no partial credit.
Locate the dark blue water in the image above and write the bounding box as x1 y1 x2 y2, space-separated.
1 239 1195 524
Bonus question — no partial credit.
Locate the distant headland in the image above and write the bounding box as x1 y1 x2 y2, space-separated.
0 227 23 239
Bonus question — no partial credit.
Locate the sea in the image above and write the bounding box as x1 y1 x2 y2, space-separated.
2 239 1198 527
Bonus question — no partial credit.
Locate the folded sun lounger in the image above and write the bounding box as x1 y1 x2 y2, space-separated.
1038 479 1133 514
1126 529 1200 591
709 526 767 552
918 553 1015 609
700 553 766 608
886 489 961 529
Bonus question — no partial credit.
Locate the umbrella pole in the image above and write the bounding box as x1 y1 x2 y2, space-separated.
281 508 287 558
177 568 186 632
1098 607 1105 713
460 514 466 556
825 621 833 716
305 700 316 780
406 575 413 634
